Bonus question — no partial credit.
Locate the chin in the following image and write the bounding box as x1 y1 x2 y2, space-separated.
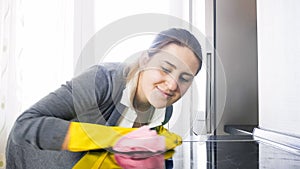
150 100 172 109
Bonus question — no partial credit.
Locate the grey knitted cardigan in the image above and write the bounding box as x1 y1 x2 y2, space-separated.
6 63 172 169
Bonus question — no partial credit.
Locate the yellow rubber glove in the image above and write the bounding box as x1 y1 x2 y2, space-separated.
155 126 182 150
71 124 181 169
164 150 175 159
68 122 136 152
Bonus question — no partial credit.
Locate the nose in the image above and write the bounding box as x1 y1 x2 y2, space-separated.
165 75 178 91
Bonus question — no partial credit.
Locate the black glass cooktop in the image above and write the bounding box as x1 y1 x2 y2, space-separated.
169 135 300 169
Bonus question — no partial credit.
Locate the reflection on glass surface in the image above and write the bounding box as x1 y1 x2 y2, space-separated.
107 150 175 169
170 135 300 169
115 153 165 169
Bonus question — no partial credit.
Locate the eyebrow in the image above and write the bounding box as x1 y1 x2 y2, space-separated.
163 60 195 77
164 60 177 69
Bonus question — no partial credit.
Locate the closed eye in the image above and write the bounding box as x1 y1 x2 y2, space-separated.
179 74 194 83
179 77 189 82
161 66 171 73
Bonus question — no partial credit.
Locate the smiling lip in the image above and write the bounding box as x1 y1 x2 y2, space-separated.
156 87 173 99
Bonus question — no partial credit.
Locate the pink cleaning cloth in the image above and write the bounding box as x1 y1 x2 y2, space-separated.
113 126 165 153
114 153 165 169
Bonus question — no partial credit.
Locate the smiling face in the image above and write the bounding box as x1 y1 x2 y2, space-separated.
134 43 200 109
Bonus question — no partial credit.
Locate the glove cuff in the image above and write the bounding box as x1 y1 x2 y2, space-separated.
68 122 135 151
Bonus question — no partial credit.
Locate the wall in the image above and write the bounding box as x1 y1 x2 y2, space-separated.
215 0 258 134
257 0 300 136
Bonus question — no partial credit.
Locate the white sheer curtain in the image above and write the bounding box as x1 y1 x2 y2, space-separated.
0 0 24 167
0 0 74 167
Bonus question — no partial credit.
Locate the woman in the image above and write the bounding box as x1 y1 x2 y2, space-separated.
6 28 202 168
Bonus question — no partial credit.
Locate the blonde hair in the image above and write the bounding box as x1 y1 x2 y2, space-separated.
126 59 140 83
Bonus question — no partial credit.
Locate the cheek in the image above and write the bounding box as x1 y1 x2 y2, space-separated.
142 70 165 98
177 83 192 96
142 69 163 84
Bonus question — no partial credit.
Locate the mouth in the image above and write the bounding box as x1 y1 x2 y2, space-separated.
156 87 174 99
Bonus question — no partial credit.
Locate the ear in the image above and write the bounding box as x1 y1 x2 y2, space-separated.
139 51 151 67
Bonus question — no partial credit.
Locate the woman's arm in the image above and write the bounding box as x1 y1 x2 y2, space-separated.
62 124 71 150
10 80 78 150
10 65 104 151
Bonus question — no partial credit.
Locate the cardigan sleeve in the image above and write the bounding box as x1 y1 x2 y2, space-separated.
9 65 114 151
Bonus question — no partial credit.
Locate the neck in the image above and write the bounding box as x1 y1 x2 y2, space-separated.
133 98 153 113
132 74 153 113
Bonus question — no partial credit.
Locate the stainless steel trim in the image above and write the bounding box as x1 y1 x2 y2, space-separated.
253 128 300 153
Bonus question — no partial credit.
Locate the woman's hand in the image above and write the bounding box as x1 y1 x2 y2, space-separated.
113 126 165 153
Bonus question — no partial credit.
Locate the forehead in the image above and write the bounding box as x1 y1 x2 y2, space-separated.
148 44 200 75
